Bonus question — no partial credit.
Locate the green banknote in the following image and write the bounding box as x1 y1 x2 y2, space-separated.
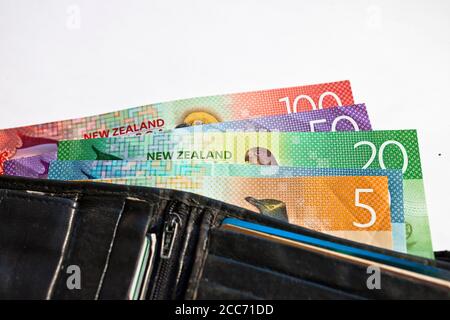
58 130 433 258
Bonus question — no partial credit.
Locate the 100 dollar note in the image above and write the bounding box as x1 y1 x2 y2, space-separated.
0 80 353 173
95 175 393 250
58 130 432 258
49 162 406 252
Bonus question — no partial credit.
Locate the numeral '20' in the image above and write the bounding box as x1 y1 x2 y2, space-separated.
354 140 409 174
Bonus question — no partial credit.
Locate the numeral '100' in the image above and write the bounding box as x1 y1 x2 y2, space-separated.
279 92 343 113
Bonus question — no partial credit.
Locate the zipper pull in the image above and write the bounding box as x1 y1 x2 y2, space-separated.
160 213 181 259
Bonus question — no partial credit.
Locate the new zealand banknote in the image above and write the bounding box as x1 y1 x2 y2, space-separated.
57 130 432 258
176 103 371 133
94 175 394 250
48 162 406 252
4 103 368 178
0 80 353 173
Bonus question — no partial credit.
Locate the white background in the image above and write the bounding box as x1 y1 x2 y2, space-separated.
0 0 449 250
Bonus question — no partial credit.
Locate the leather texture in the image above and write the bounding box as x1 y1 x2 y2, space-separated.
0 176 449 300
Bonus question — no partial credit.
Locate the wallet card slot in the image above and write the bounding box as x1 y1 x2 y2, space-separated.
197 253 363 300
206 228 370 298
0 186 165 299
0 189 78 299
49 194 128 299
96 197 154 299
190 227 450 299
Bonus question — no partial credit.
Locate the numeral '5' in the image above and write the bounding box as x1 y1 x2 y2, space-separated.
354 140 409 174
354 189 376 228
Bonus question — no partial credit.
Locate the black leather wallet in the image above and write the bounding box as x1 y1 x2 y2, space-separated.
0 176 449 300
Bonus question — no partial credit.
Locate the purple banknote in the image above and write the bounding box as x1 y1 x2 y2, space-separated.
4 151 57 178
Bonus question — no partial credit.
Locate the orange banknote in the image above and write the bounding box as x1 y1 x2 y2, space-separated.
95 175 393 250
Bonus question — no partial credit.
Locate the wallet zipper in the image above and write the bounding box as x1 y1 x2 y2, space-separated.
150 202 186 299
160 211 181 259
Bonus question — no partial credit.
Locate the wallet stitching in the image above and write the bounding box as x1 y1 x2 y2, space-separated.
0 181 248 215
94 198 127 299
46 194 79 299
0 181 266 234
0 181 157 198
4 180 174 200
172 204 202 299
0 192 77 209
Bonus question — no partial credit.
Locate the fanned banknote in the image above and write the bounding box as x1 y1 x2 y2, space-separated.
4 152 57 178
48 161 405 252
0 80 353 173
176 104 371 133
4 103 368 178
57 129 433 258
94 175 393 250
